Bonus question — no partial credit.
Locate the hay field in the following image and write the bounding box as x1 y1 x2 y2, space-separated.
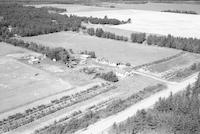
0 43 72 113
20 31 180 67
64 9 200 38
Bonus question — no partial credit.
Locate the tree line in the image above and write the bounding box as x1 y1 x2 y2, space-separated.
83 16 131 25
87 28 128 41
130 32 200 54
4 38 73 63
40 6 67 13
110 74 200 134
162 10 198 15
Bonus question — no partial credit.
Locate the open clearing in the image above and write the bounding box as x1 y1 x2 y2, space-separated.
63 9 200 38
20 31 180 67
0 43 72 113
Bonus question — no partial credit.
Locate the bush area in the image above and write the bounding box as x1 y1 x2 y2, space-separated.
95 71 119 82
131 33 146 43
34 84 165 134
80 50 96 58
162 10 198 14
110 74 200 134
40 6 67 13
87 28 128 41
0 4 126 37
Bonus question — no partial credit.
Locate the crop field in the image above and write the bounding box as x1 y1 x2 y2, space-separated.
137 52 200 81
20 31 180 67
0 43 73 113
64 9 200 38
146 53 200 73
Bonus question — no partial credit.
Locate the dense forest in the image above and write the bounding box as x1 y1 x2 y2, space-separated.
110 74 200 134
0 4 126 37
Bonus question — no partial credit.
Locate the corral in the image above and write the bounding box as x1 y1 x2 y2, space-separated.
19 31 180 67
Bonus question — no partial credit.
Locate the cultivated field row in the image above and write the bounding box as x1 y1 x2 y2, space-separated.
0 82 115 133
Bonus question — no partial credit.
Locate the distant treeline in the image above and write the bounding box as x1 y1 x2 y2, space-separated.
87 28 128 41
162 10 198 14
0 4 126 37
110 74 200 134
130 33 200 54
40 6 67 13
1 0 200 4
83 16 131 25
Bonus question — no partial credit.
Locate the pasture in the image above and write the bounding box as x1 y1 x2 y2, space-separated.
20 31 180 67
64 9 200 38
0 43 72 113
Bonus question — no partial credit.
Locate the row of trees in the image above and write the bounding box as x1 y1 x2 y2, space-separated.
40 6 67 13
87 28 128 41
129 32 200 54
111 74 200 134
4 38 72 63
162 10 198 14
94 71 119 82
82 16 131 25
147 34 200 53
130 32 146 43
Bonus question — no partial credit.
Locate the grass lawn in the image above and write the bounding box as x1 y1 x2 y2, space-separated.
20 31 180 67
